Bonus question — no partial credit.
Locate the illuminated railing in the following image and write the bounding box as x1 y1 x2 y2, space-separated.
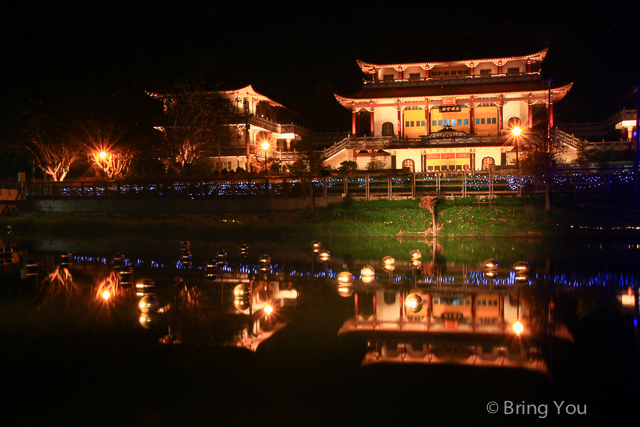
20 166 639 200
363 71 541 88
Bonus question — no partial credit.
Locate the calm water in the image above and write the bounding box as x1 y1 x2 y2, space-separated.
1 236 639 426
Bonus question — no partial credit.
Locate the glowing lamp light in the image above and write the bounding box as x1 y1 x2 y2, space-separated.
233 284 250 297
99 151 107 159
405 294 424 313
513 321 524 335
410 250 422 260
511 126 522 136
337 285 354 298
382 256 395 266
512 261 531 273
261 141 271 150
361 266 375 277
337 271 354 284
264 304 273 315
102 290 111 301
319 250 331 262
361 275 375 284
485 270 498 279
484 258 498 269
411 259 422 268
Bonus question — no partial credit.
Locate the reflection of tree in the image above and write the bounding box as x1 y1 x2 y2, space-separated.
37 267 82 306
422 240 444 277
164 280 245 345
94 272 125 301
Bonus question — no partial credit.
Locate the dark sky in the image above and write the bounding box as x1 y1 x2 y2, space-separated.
1 1 638 131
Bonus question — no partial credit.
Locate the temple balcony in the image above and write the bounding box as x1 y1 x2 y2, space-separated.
363 71 541 89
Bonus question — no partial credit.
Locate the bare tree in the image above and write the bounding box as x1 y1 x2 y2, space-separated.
151 81 239 175
76 119 137 179
27 133 83 181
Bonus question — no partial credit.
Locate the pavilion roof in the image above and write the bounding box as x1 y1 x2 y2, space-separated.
223 84 285 108
335 80 573 103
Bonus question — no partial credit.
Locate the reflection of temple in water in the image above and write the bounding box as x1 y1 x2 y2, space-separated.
339 286 569 373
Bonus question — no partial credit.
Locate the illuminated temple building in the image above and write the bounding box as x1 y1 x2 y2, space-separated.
325 48 574 171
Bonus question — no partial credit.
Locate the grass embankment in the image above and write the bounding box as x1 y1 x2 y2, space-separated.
1 195 638 241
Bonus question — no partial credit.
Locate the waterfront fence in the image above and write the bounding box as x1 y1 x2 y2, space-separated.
19 166 639 201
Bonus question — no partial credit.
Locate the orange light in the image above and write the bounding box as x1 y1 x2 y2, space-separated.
512 321 523 335
102 290 111 301
511 126 522 136
99 151 107 159
261 141 270 151
264 304 273 315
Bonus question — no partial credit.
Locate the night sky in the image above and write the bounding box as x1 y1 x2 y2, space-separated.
1 1 638 132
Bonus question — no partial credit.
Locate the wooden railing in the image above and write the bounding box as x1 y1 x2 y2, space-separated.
20 167 640 200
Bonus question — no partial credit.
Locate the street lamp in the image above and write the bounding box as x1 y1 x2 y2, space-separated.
261 140 270 175
511 126 522 170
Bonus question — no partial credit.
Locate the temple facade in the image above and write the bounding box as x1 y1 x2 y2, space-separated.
326 48 574 171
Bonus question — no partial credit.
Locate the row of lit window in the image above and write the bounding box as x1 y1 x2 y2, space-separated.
405 120 426 127
432 119 470 126
433 298 499 306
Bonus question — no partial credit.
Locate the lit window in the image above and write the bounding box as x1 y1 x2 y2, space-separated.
488 300 493 306
444 120 449 126
452 119 457 126
421 120 425 127
507 67 519 74
476 118 480 125
477 300 482 306
480 69 491 76
409 73 420 80
453 299 458 306
434 298 439 305
482 300 487 306
410 121 415 127
383 74 394 81
405 121 410 127
464 119 469 125
432 120 437 127
438 120 443 126
465 299 470 305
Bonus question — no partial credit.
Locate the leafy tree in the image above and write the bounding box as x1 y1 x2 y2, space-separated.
366 159 386 170
574 139 597 166
151 81 240 175
338 160 358 172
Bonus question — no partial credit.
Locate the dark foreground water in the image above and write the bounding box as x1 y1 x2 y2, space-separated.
1 236 639 426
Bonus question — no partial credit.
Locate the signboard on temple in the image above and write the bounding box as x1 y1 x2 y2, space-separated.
440 105 461 112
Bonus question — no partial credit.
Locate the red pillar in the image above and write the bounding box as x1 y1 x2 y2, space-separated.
470 105 475 134
399 70 403 80
352 111 357 136
549 103 554 128
425 108 430 136
373 293 377 316
526 62 531 74
397 110 401 137
498 65 502 75
499 104 503 133
354 292 359 318
425 68 430 79
528 103 533 129
370 110 375 136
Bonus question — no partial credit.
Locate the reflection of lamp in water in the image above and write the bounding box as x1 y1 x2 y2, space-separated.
410 250 422 260
259 254 271 264
337 271 354 284
234 284 250 297
382 256 395 269
139 313 158 329
319 250 331 262
512 321 524 335
138 295 159 313
337 284 354 297
484 258 498 269
361 275 375 284
513 261 531 283
411 259 422 269
311 241 321 253
234 298 251 311
264 304 273 316
405 293 423 313
361 265 375 277
102 290 111 301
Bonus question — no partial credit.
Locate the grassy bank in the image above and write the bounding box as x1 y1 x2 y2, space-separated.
1 195 639 241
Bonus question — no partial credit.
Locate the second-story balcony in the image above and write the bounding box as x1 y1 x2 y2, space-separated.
363 71 541 89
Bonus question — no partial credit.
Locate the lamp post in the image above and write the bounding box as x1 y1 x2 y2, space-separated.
261 140 270 176
511 126 522 170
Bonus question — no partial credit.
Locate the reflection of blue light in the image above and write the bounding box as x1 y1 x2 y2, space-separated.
635 318 638 328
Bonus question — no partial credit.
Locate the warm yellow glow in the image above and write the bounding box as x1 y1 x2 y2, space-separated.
513 321 524 335
99 151 107 159
382 256 395 266
264 304 273 315
337 271 354 284
361 275 375 284
511 126 522 136
102 290 111 300
410 250 422 260
261 141 271 151
361 266 375 277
